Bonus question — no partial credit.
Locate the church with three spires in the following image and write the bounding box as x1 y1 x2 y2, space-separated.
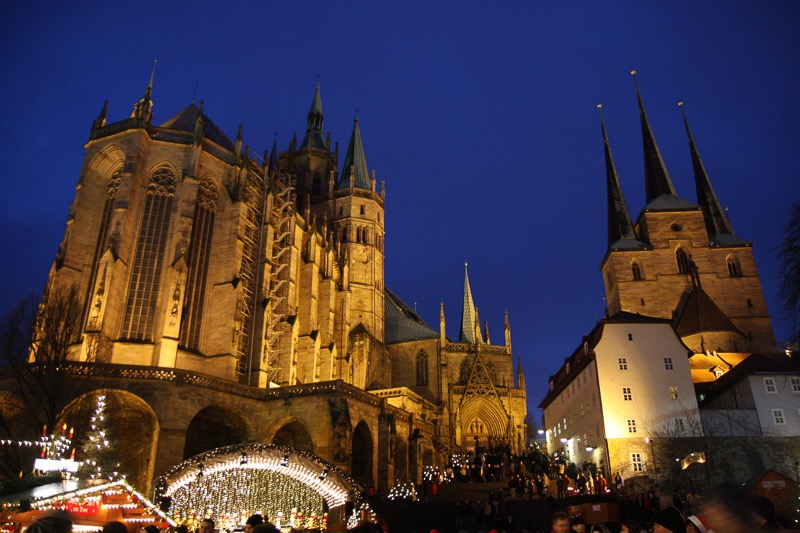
30 77 527 492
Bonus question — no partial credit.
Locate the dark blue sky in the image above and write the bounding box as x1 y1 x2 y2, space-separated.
1 2 798 416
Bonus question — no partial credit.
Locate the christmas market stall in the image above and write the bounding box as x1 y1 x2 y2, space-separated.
0 479 176 532
156 443 362 532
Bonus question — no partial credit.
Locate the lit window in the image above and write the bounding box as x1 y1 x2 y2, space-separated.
627 420 637 433
764 378 777 394
664 357 673 370
714 369 724 379
619 358 628 370
622 387 632 401
791 377 800 393
631 452 643 472
772 409 785 425
670 386 679 400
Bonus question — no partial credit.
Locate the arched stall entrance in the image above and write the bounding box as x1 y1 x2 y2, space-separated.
156 443 361 531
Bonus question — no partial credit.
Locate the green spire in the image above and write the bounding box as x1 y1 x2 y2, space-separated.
459 263 482 344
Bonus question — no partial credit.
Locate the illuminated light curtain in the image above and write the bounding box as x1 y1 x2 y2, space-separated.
180 178 218 350
83 167 122 328
121 166 177 340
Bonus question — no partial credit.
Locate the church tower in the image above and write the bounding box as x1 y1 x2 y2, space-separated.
599 74 777 354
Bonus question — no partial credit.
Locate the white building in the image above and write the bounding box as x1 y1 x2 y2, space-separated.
540 312 700 480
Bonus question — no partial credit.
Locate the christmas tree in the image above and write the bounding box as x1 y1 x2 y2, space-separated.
78 394 119 480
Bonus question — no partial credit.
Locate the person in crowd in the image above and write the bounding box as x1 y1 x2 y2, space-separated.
244 514 263 533
686 514 713 533
25 512 73 533
701 482 754 533
101 522 126 533
250 524 279 533
550 511 570 533
198 520 214 533
652 506 686 533
570 516 586 533
620 519 644 533
750 495 780 532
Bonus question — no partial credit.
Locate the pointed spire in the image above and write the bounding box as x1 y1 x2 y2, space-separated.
632 71 677 202
440 302 447 346
301 82 326 150
459 263 483 344
679 102 735 240
134 59 157 125
599 104 640 248
517 355 526 390
484 321 491 345
504 310 512 350
234 123 243 161
337 115 371 190
269 134 280 177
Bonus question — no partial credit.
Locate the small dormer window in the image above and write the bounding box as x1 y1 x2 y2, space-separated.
714 369 724 378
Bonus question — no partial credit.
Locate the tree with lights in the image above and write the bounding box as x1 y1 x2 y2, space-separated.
78 394 119 480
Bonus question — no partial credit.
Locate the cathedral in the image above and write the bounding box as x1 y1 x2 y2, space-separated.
29 77 527 492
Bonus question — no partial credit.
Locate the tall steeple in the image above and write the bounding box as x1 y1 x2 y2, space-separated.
337 116 371 190
301 82 326 150
132 60 157 125
679 102 747 245
459 263 482 344
632 71 678 202
599 104 643 249
268 135 280 177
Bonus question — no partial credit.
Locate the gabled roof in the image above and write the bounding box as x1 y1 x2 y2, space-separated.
159 104 235 151
700 353 798 403
674 285 744 339
384 287 438 344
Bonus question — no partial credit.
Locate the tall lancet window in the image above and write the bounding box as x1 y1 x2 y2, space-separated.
121 165 177 340
631 261 643 281
180 178 218 350
83 167 122 328
676 248 691 274
416 349 429 386
727 255 742 277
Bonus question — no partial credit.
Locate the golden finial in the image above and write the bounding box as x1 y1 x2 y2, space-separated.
597 104 603 109
678 101 684 107
630 69 637 76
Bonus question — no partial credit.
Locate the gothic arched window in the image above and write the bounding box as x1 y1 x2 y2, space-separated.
631 261 643 281
180 177 219 350
83 166 122 327
676 248 691 274
727 255 742 277
416 349 429 386
121 165 177 340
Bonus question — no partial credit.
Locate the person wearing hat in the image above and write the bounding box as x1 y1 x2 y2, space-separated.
652 506 686 533
686 514 713 533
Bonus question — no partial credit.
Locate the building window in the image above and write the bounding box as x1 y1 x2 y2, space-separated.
714 369 724 379
791 377 800 392
632 262 643 281
619 357 628 370
676 248 691 274
764 378 777 394
669 386 679 400
416 349 429 386
622 387 632 401
627 420 637 433
747 298 754 308
727 255 742 277
180 178 218 351
121 165 177 340
360 204 365 216
627 333 633 341
631 452 643 472
664 357 674 370
772 409 785 425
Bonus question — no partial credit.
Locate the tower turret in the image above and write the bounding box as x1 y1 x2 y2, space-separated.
517 355 526 391
459 263 482 344
338 117 371 190
301 82 326 150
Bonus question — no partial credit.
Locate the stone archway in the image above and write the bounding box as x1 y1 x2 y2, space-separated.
183 405 248 460
350 421 373 485
272 419 314 453
60 389 158 490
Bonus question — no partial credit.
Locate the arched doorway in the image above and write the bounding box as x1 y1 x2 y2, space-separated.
350 421 373 485
183 405 248 460
272 419 314 453
60 389 158 490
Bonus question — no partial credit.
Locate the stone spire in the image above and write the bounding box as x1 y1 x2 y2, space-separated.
632 71 677 202
679 102 745 244
459 263 483 344
132 60 156 125
301 82 326 150
338 116 371 190
269 135 280 177
599 104 641 249
517 356 526 390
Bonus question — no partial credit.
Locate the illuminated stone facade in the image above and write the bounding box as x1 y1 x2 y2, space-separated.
35 81 526 491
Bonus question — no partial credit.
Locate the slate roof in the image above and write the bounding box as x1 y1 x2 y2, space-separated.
643 193 700 211
700 353 799 403
159 104 235 151
338 118 371 190
384 287 439 344
674 286 744 339
711 233 752 247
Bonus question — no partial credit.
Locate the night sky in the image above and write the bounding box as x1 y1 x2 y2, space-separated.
1 2 798 417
